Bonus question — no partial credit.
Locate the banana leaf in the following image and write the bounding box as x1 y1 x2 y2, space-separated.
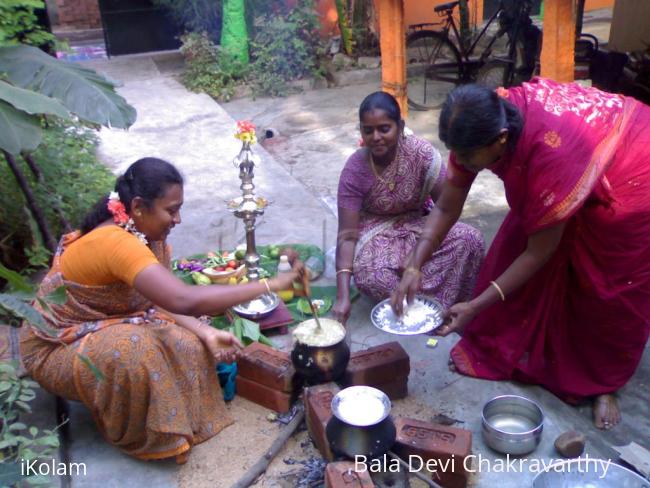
0 45 136 129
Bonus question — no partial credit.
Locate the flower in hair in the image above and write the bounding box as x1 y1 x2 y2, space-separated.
106 191 148 245
107 192 129 225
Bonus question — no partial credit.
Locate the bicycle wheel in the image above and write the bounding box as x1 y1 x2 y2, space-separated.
406 30 462 111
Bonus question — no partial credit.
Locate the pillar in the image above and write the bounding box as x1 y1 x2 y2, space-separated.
376 0 408 117
540 0 576 81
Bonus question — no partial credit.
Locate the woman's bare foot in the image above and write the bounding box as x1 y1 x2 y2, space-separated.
593 394 621 430
175 449 190 465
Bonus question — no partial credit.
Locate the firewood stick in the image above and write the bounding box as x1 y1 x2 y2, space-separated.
230 404 306 488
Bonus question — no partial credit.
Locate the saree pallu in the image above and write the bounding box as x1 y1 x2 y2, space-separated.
451 79 650 402
348 136 485 308
20 232 232 459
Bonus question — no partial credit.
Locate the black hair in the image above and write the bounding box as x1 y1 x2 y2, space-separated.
359 91 402 125
439 84 523 151
80 157 183 234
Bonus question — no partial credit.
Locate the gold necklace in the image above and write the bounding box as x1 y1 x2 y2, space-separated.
369 152 396 192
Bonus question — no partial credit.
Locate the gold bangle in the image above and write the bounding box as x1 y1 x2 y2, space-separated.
336 268 353 275
490 280 505 301
260 278 271 294
404 267 421 277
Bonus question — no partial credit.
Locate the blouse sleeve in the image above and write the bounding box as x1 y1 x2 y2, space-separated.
108 232 160 286
446 153 477 188
337 151 372 211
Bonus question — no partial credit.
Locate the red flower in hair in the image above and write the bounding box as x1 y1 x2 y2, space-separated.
107 198 129 225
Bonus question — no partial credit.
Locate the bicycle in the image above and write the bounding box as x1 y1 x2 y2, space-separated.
405 0 538 110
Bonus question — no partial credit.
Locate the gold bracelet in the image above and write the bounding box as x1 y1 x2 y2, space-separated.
260 278 271 294
404 267 421 277
336 268 353 275
490 280 505 301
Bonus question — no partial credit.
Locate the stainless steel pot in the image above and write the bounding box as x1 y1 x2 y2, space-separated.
481 395 544 455
325 386 397 459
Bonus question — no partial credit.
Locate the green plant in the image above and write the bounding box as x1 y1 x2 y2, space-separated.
0 0 55 50
0 120 113 270
249 1 324 97
0 361 60 487
179 32 249 101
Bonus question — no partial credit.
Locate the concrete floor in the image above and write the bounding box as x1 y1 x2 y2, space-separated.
29 31 650 487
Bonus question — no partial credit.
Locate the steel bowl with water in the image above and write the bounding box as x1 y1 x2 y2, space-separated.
481 395 544 455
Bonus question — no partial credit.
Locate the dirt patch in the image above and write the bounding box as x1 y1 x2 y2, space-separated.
177 394 461 487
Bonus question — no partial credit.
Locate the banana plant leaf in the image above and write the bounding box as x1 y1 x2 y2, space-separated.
0 45 136 129
0 99 42 154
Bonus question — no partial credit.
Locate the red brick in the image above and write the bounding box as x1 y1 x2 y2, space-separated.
343 342 410 387
304 383 340 461
392 417 472 487
372 376 408 400
324 461 375 488
237 342 297 393
235 376 293 413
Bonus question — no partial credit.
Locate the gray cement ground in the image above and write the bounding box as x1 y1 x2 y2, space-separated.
30 21 649 486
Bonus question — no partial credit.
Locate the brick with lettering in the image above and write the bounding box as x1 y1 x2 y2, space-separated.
325 461 375 488
392 417 472 488
235 376 293 413
305 383 340 461
342 342 410 387
237 342 297 393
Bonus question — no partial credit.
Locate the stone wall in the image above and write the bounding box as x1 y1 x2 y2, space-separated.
54 0 101 29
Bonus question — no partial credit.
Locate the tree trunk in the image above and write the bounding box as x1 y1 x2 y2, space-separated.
22 153 72 233
2 150 57 253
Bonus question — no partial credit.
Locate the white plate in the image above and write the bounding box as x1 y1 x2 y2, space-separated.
370 296 444 335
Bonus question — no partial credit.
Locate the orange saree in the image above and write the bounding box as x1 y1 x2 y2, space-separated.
20 231 232 460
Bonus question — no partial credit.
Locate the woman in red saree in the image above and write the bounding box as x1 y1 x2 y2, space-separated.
392 78 650 429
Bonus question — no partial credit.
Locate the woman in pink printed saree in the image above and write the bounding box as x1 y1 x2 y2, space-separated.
332 91 485 324
392 78 650 429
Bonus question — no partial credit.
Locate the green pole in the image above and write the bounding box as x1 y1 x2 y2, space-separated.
221 0 249 63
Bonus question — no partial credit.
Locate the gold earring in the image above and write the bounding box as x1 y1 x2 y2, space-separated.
135 211 141 217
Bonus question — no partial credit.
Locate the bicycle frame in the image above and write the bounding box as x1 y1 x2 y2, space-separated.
443 6 504 64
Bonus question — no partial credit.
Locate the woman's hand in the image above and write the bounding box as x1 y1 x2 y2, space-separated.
390 269 421 316
202 328 244 363
436 301 477 336
332 296 351 325
270 260 305 291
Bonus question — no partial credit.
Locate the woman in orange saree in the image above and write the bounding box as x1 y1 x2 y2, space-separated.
20 158 301 462
392 78 650 429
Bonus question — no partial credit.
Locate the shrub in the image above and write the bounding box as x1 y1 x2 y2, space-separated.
0 0 55 49
248 1 324 97
179 32 249 102
0 120 114 270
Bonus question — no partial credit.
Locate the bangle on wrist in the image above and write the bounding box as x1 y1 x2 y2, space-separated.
336 268 353 276
490 280 505 301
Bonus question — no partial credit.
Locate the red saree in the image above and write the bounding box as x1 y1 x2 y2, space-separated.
450 78 650 403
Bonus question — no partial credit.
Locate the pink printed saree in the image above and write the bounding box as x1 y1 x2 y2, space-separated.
450 78 650 402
